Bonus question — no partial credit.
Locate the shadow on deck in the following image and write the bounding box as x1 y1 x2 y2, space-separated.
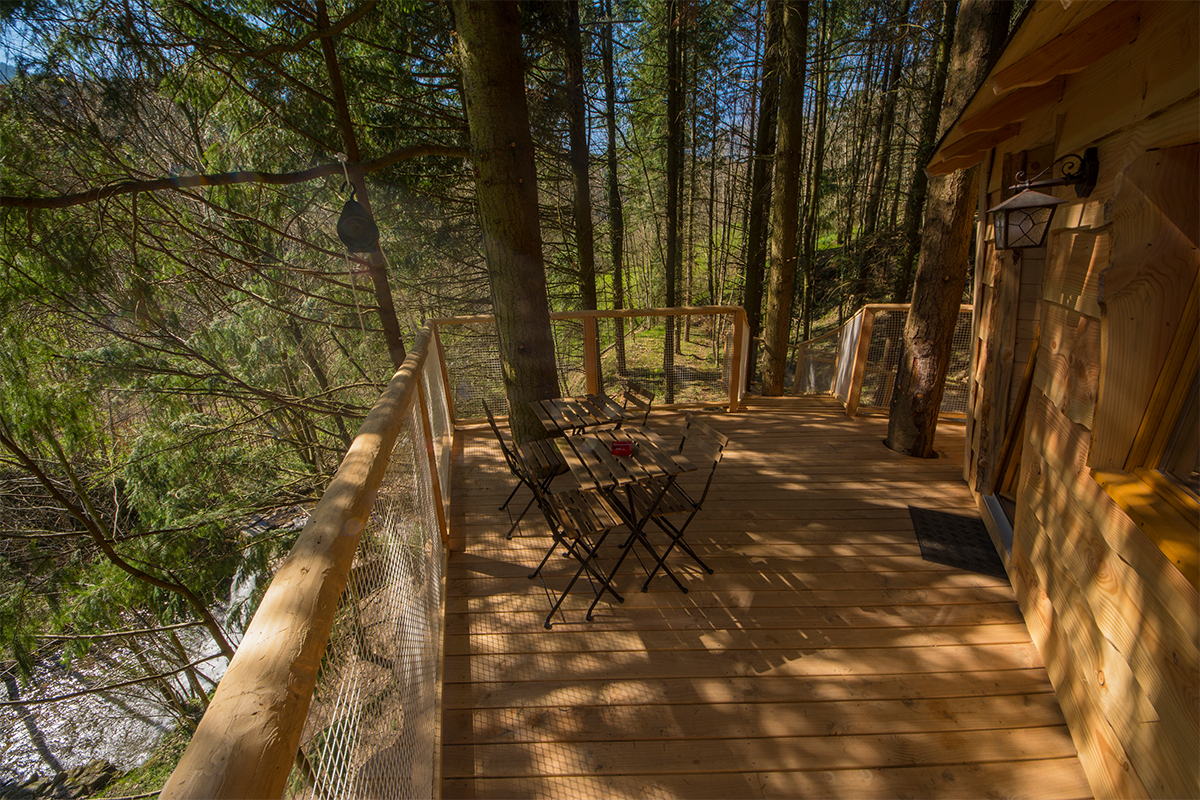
441 401 1092 799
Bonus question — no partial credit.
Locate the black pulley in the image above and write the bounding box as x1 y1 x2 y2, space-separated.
337 194 379 253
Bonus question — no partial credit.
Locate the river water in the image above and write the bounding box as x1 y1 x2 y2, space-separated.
0 513 305 783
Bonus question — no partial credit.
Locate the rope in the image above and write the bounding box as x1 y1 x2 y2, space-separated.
336 153 370 346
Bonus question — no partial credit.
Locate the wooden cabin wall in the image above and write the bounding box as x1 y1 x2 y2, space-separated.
966 3 1199 798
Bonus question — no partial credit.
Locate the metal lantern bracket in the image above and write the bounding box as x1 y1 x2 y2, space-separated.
1012 147 1099 198
988 148 1100 250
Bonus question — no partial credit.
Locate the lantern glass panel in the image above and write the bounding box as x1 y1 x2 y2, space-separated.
1008 206 1053 248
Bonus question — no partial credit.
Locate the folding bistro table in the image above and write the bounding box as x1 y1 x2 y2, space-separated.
552 425 698 619
530 394 627 435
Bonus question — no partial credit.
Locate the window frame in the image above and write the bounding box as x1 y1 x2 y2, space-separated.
1093 270 1199 589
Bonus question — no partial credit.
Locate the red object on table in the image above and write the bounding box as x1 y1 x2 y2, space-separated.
610 440 634 456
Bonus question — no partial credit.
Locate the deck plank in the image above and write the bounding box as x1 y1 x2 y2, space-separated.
443 410 1092 799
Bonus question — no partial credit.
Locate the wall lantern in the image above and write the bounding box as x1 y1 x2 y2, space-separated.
988 147 1099 250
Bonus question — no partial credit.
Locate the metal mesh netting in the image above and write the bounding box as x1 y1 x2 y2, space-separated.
792 328 844 395
570 314 735 405
857 308 908 411
792 306 974 416
286 401 446 800
436 312 737 420
435 320 505 421
856 308 974 415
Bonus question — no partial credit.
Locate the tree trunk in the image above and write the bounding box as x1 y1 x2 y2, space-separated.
860 0 911 239
454 0 560 445
894 0 959 302
852 0 911 306
685 38 699 345
761 0 808 396
664 0 684 402
565 0 598 314
801 0 830 341
886 0 1010 457
602 0 626 373
743 0 782 382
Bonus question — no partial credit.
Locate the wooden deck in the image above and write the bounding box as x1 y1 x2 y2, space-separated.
442 399 1092 799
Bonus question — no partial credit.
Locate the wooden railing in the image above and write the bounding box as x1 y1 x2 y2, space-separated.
432 306 749 424
161 325 448 800
790 304 974 417
158 306 749 798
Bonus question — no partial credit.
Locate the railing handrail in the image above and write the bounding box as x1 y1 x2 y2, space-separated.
431 305 746 327
161 325 437 800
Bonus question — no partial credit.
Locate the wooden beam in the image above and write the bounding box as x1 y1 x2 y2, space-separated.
961 77 1068 135
729 308 748 412
991 326 1040 496
583 316 600 395
929 146 1010 177
991 0 1141 95
930 125 1022 175
938 125 1023 162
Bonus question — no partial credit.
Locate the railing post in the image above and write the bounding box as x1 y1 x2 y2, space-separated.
583 314 600 395
846 307 877 417
792 342 807 395
729 308 747 412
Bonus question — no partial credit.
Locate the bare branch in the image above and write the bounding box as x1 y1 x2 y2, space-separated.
0 653 223 707
0 144 468 210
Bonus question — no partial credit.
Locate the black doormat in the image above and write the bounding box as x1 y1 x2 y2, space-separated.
908 506 1009 581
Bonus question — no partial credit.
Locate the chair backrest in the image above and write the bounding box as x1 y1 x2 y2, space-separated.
621 381 655 426
482 400 529 481
677 413 729 507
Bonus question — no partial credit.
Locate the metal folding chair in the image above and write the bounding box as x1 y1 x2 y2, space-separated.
482 401 566 540
527 480 628 629
626 413 728 590
617 381 655 427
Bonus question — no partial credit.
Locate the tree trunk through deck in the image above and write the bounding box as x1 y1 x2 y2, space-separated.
744 0 782 383
762 0 808 396
565 0 598 315
664 0 684 403
602 0 627 373
886 0 1010 457
454 0 559 445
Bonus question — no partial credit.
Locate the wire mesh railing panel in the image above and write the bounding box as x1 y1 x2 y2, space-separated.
286 403 446 800
788 305 974 416
596 314 733 405
550 318 586 397
941 310 975 415
792 328 843 395
436 311 739 419
422 353 451 494
858 308 907 411
436 320 505 421
855 308 973 415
